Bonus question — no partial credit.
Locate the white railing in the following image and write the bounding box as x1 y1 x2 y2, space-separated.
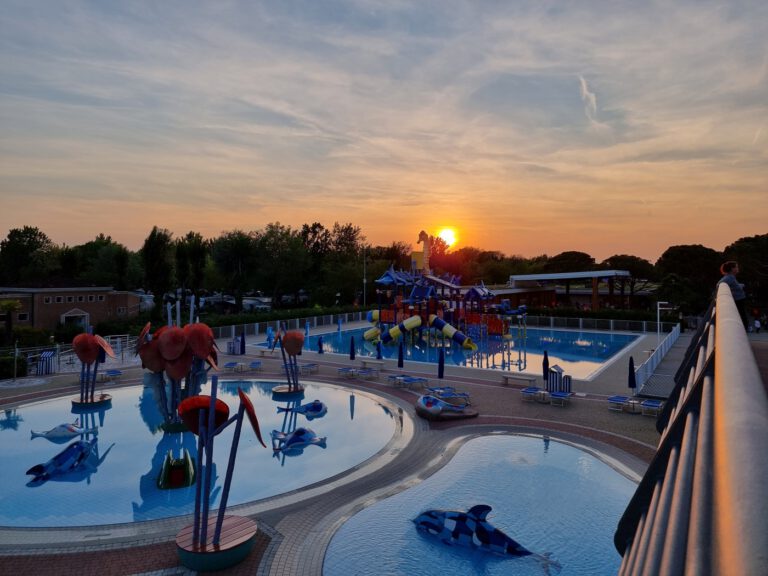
634 324 681 387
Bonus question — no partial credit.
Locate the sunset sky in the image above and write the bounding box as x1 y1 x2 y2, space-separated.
1 1 766 263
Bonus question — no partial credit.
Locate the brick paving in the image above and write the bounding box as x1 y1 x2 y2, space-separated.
5 328 763 575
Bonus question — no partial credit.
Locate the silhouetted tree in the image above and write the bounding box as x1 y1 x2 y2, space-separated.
0 226 57 284
141 226 175 320
655 245 722 313
601 254 656 308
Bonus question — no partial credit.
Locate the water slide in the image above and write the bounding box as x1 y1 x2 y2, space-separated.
364 310 382 341
429 314 477 350
380 315 423 344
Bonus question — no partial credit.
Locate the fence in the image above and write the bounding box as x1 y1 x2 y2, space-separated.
613 284 768 575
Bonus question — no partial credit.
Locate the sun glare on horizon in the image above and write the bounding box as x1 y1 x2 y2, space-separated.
437 227 457 247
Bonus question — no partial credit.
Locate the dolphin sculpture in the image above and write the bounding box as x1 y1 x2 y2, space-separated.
270 427 327 456
413 505 532 557
277 399 328 420
26 439 96 484
30 420 97 443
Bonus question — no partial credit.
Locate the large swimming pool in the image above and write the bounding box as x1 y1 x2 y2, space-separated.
324 434 637 575
0 379 399 527
290 326 639 380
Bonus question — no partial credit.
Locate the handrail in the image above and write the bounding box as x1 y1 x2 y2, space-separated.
614 284 768 575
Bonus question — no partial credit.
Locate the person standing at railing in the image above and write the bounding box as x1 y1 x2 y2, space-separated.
718 261 748 329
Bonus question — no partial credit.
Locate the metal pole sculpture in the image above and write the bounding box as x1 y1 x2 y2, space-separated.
72 331 115 407
176 377 266 571
272 330 305 397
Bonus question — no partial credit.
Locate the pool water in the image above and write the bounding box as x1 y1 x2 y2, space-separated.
324 434 636 576
293 327 638 379
0 380 398 527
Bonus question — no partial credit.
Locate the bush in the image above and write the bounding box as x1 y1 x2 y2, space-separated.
12 326 51 347
0 355 27 380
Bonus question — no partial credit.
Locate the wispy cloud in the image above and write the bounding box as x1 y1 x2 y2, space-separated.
1 0 766 261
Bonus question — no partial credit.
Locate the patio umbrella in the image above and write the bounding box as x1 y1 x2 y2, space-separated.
318 336 324 354
397 341 404 368
239 332 246 355
438 347 445 379
542 350 550 383
628 355 637 393
376 340 383 360
349 336 356 361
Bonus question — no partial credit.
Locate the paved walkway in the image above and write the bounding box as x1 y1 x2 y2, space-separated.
1 326 765 575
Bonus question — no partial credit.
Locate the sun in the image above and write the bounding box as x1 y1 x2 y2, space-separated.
437 227 457 247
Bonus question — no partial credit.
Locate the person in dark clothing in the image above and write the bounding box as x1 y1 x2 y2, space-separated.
718 261 748 329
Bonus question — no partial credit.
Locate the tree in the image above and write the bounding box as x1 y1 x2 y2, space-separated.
0 299 22 346
544 251 596 303
183 232 209 302
601 254 656 308
211 230 258 311
655 245 722 313
0 226 57 284
723 234 768 310
141 226 175 320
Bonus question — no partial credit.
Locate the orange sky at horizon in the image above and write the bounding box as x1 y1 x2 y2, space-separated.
2 2 766 264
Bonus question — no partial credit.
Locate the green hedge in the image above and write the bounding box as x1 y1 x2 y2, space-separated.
0 355 27 380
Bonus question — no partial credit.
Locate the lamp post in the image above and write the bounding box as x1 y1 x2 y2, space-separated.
362 245 367 308
656 301 674 346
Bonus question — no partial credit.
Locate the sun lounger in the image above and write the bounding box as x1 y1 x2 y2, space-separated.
549 391 574 406
399 376 427 389
299 363 318 375
355 367 378 380
520 386 543 402
337 367 357 378
224 362 240 372
100 369 122 382
249 361 262 372
641 399 664 416
608 395 630 411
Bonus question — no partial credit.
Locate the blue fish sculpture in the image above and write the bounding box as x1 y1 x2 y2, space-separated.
413 505 532 557
271 427 327 456
277 399 328 420
31 421 97 443
26 439 95 484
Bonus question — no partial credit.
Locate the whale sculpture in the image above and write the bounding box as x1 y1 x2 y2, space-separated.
26 439 96 484
31 421 97 442
277 400 328 420
270 427 327 456
413 505 532 557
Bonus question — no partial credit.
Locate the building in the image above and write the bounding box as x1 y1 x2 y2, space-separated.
0 286 144 332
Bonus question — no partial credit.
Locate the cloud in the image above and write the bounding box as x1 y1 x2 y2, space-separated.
579 75 597 121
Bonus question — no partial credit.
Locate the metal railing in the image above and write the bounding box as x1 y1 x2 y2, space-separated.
614 284 768 575
633 324 681 388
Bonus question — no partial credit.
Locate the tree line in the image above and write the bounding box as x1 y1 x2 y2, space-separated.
1 224 766 318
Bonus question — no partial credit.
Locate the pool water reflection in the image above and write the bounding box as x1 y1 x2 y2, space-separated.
294 327 638 379
0 380 399 527
324 434 637 576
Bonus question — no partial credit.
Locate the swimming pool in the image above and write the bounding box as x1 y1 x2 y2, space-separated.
293 327 639 379
0 379 399 528
324 434 637 575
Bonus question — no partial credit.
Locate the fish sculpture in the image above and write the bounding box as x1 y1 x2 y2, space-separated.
413 505 532 557
26 439 96 484
270 427 327 456
417 395 470 417
277 400 328 420
30 421 97 443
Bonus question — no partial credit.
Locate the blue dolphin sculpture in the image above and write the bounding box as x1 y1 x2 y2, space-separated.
26 439 95 484
270 427 327 456
413 504 531 557
277 399 328 420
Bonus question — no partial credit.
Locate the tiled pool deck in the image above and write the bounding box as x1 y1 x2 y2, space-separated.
3 327 764 575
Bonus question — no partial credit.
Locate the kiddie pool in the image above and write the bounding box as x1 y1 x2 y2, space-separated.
0 379 401 527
